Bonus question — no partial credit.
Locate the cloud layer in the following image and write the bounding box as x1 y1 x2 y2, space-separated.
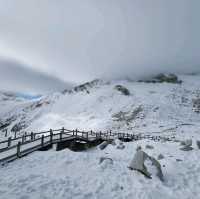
0 0 199 92
0 58 72 94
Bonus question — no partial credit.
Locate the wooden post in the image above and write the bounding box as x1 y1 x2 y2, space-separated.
41 135 44 146
17 141 21 158
31 132 34 141
50 129 53 143
72 130 75 136
22 135 25 143
24 132 27 141
86 132 88 140
14 131 17 139
60 132 62 140
8 137 11 147
5 129 8 137
110 130 112 136
75 129 78 137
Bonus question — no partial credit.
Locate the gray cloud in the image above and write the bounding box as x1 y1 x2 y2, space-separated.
0 58 72 94
0 0 199 89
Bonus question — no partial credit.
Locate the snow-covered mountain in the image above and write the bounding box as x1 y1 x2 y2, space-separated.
1 74 200 199
0 74 200 140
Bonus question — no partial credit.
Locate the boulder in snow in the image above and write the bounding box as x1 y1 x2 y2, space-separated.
99 141 110 150
145 145 154 150
99 157 113 165
180 146 193 151
192 98 200 113
116 142 125 150
180 139 192 147
129 150 164 181
114 85 130 96
136 146 142 151
180 139 193 151
138 73 182 84
196 141 200 149
157 154 165 160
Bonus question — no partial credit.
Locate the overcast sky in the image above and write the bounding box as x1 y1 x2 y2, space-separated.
0 0 199 93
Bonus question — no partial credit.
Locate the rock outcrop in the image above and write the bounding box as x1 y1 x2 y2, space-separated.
180 139 193 151
129 150 164 181
114 85 130 96
139 73 182 84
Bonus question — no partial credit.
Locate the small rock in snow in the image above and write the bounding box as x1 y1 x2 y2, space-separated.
145 145 154 150
99 141 110 150
196 141 200 149
157 154 165 160
136 146 142 151
180 139 192 147
180 146 193 151
99 157 113 165
116 144 125 150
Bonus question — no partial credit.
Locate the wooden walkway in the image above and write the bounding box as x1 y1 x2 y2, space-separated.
0 128 176 165
0 128 132 164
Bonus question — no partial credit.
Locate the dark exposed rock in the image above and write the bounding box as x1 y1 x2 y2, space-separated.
192 98 200 113
136 146 142 151
196 141 200 149
112 106 143 125
99 141 110 150
139 73 182 84
180 139 193 151
0 122 10 130
145 145 154 150
180 139 192 146
116 143 125 150
157 154 164 160
180 146 193 151
63 79 106 94
114 85 130 96
99 157 113 164
11 121 27 132
0 115 17 131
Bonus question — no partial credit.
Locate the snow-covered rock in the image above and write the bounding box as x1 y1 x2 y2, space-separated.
129 150 164 181
180 139 193 151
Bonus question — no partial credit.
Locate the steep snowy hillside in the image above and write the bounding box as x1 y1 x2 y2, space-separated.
29 74 200 139
0 74 200 140
0 92 60 138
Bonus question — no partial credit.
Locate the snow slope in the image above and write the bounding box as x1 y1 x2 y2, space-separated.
1 139 200 199
28 74 200 140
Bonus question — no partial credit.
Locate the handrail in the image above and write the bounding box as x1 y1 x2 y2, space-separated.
0 127 177 164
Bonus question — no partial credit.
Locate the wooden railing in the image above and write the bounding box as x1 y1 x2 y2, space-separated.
0 128 176 165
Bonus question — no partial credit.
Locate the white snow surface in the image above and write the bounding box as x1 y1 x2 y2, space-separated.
1 140 200 199
0 74 200 199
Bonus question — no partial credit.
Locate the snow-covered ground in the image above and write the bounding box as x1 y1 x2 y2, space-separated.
0 74 200 199
0 139 200 199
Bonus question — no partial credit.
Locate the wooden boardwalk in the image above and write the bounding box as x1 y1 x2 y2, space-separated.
0 128 132 164
0 128 175 165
